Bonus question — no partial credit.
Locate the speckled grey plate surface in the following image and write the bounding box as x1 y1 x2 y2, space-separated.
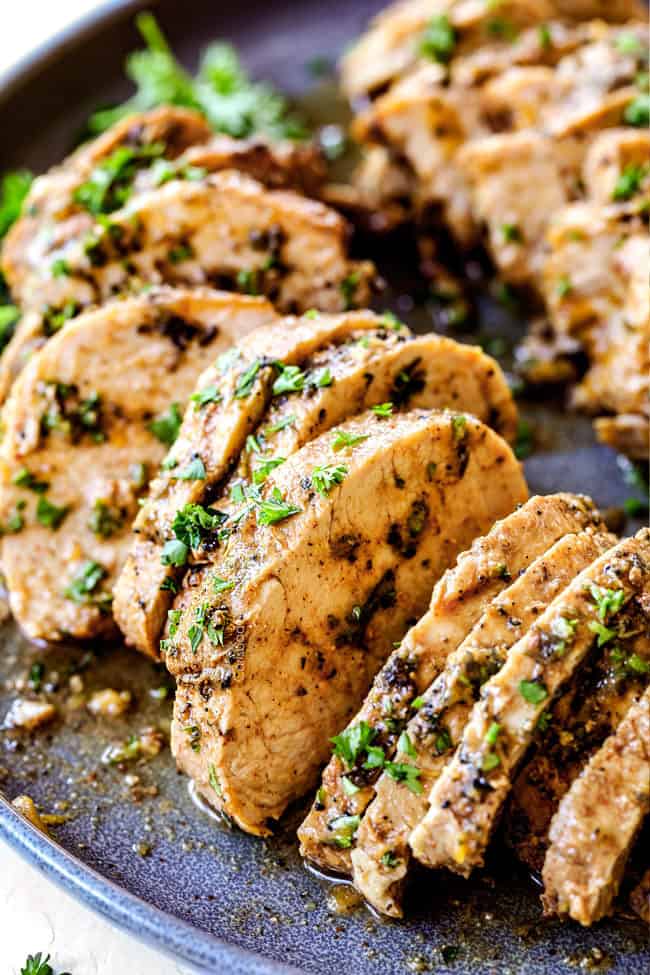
0 2 649 973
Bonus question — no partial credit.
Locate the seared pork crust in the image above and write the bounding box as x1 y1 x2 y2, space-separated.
298 494 602 874
507 621 649 874
167 411 526 834
542 685 650 926
115 312 517 658
352 526 614 917
0 287 274 641
410 529 650 875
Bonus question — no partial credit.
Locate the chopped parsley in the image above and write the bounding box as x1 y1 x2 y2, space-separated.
265 413 296 435
434 729 453 754
256 487 301 525
252 456 285 485
451 414 467 439
331 719 376 768
381 851 400 869
213 576 234 594
312 366 333 388
514 419 534 460
589 584 626 621
519 680 548 705
485 721 501 746
311 463 348 496
64 560 110 607
234 359 262 398
419 14 456 63
20 953 70 975
615 32 643 55
624 94 650 127
74 142 165 215
538 23 552 49
161 503 225 565
501 223 522 243
556 274 572 298
482 751 501 773
149 402 182 445
372 402 393 418
88 499 123 538
331 430 369 452
588 620 617 647
272 364 305 395
384 761 423 794
612 163 648 201
549 615 579 655
236 268 259 295
13 467 49 493
174 456 206 480
36 496 69 530
42 301 79 337
397 730 417 758
340 271 360 310
208 763 223 797
85 13 308 141
328 813 360 848
169 242 194 264
0 303 19 354
190 385 221 409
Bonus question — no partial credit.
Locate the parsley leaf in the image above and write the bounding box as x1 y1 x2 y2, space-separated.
36 496 69 530
331 430 368 452
589 584 626 621
272 364 305 396
311 463 348 496
256 487 301 525
64 560 110 608
419 14 456 63
0 169 32 238
519 680 548 704
149 402 182 445
330 720 376 769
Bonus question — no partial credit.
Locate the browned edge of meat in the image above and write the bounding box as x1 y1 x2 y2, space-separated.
409 528 650 875
352 525 614 917
542 683 650 926
298 494 606 875
167 410 527 835
0 287 275 641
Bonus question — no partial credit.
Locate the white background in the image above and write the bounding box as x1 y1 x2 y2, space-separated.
1 3 194 973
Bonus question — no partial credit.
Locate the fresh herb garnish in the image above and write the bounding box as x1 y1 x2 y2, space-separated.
13 467 49 493
174 456 206 480
340 271 360 310
74 142 164 215
328 814 360 848
88 499 123 538
161 503 226 565
272 363 305 395
589 584 626 621
588 620 617 647
519 680 548 704
419 14 456 63
190 385 221 409
612 163 648 201
149 402 182 445
234 359 262 398
331 430 369 452
372 402 393 418
213 576 234 594
36 496 69 530
85 13 307 141
64 560 110 607
311 463 348 496
384 760 423 794
252 455 285 485
624 94 650 127
330 720 376 768
265 414 296 435
255 487 301 525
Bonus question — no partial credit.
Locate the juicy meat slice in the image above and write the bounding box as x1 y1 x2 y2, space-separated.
338 0 638 100
2 107 212 300
298 493 601 874
458 130 569 284
352 526 614 917
507 621 650 874
1 170 376 400
353 64 486 246
115 312 518 658
539 202 649 433
0 287 274 641
114 311 386 657
542 685 650 926
167 410 527 834
410 528 650 876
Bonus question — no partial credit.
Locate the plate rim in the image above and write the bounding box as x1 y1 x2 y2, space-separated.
0 793 301 974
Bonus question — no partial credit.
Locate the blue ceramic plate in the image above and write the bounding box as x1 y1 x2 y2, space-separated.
0 3 648 972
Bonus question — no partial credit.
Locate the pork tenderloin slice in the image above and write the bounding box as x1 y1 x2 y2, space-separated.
0 287 272 641
168 410 527 834
506 610 650 874
15 170 376 317
115 310 391 657
1 107 212 300
338 0 615 101
410 528 650 875
298 492 602 874
542 685 650 926
353 526 614 917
